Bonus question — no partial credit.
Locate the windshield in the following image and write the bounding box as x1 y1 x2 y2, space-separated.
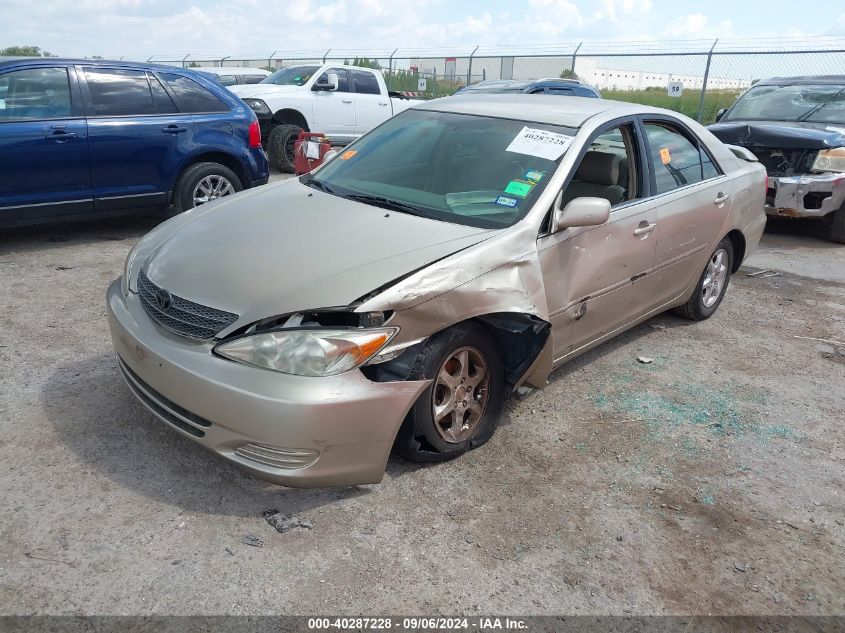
260 65 319 86
303 109 577 229
724 83 845 124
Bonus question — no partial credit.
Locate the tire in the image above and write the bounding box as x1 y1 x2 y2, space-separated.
829 206 845 244
171 162 242 215
394 323 505 463
267 124 301 174
673 237 734 321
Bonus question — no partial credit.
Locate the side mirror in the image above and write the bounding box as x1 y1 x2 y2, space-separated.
715 108 727 122
552 196 611 232
314 73 339 91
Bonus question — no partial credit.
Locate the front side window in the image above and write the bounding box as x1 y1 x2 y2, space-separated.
160 73 228 113
644 123 718 195
261 65 319 86
0 67 72 121
723 83 845 124
318 68 350 92
216 75 237 86
349 69 380 95
303 109 577 229
561 125 640 209
85 68 156 116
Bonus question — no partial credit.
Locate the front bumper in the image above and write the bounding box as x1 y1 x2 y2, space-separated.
766 173 845 218
106 279 429 487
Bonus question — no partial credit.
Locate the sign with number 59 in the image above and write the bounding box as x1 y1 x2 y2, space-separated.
667 81 683 97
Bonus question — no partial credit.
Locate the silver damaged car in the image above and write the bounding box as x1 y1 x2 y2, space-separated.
108 95 767 487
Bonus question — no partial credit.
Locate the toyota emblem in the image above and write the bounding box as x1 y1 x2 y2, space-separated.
155 288 173 311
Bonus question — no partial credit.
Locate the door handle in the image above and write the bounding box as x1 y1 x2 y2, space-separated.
378 101 388 106
714 192 730 205
161 125 187 134
342 98 353 104
633 221 656 237
45 130 78 142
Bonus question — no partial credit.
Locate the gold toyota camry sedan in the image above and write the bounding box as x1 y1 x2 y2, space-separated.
108 95 767 487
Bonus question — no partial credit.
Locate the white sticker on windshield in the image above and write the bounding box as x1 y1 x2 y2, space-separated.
506 126 573 161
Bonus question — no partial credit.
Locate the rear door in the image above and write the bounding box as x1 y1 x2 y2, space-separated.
0 65 92 222
311 67 354 140
640 118 731 300
80 66 194 212
350 69 389 135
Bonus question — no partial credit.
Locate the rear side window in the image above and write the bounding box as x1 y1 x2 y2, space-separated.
216 75 237 86
243 75 266 84
349 69 381 95
160 73 229 113
0 67 72 121
148 73 178 114
644 122 720 194
547 88 574 96
85 68 156 116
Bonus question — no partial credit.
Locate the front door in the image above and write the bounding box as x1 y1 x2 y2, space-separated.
311 67 355 141
538 122 664 362
0 66 92 222
80 66 194 212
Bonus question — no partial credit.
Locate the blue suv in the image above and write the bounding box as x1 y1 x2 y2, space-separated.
0 58 269 228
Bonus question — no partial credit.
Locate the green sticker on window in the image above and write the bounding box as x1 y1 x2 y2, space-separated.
504 179 533 198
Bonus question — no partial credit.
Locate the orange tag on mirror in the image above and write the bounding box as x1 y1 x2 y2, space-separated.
659 148 671 165
340 150 357 160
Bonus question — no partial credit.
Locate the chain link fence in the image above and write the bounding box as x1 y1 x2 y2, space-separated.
140 37 845 124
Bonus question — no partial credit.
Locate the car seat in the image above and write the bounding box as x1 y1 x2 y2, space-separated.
560 151 625 207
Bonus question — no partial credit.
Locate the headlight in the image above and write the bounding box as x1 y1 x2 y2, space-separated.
812 148 845 173
242 98 271 116
214 327 398 376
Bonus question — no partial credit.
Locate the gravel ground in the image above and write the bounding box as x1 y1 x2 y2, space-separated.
1 191 843 615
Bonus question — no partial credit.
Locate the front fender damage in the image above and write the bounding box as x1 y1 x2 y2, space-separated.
358 231 553 390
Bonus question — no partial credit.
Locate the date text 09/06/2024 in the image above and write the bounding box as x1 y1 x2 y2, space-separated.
307 617 529 630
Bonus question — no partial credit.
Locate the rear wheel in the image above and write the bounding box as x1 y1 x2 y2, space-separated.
267 124 301 174
394 323 505 463
829 206 845 244
673 237 733 321
171 162 242 215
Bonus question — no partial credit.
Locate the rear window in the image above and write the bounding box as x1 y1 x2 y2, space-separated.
160 73 229 113
349 69 381 95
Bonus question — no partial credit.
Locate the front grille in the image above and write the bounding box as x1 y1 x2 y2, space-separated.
138 269 237 339
117 356 212 438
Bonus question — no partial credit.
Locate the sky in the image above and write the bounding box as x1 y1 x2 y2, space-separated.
2 0 845 59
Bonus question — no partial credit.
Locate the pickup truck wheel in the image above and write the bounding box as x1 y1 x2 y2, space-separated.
171 162 242 215
394 323 505 463
829 206 845 244
673 237 734 321
268 124 301 174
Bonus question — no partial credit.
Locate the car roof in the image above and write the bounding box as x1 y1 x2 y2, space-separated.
755 75 845 86
0 57 204 73
414 93 655 128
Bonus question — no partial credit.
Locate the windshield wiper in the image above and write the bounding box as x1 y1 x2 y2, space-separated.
303 177 335 194
796 86 845 122
344 194 432 218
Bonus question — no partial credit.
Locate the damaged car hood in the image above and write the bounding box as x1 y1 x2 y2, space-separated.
709 120 845 150
143 180 497 330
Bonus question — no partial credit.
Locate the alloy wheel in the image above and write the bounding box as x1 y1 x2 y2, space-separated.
431 346 490 443
702 248 729 308
192 175 235 206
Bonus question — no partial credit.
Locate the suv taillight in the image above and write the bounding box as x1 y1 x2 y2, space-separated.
248 119 262 149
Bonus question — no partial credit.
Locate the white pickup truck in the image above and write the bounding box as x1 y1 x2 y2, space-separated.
229 64 419 172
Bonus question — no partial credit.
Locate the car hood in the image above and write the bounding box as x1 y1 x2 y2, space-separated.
143 180 498 331
709 120 845 150
228 84 303 99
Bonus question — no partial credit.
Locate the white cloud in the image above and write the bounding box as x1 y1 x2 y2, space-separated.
661 13 733 38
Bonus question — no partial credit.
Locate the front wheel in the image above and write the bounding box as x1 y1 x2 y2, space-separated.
394 323 505 463
171 162 242 215
673 237 734 321
829 206 845 244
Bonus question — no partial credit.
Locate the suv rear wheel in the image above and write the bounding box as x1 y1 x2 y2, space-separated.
171 162 242 215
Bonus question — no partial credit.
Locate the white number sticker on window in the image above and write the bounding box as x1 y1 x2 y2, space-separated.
506 126 574 161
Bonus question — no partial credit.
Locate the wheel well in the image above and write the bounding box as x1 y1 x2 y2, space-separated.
271 108 309 131
725 229 746 273
361 313 550 388
177 152 247 191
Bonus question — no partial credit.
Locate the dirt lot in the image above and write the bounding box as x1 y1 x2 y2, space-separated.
1 189 843 615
